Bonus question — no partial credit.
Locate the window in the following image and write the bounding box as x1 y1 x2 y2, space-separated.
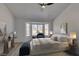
32 24 37 36
32 24 44 36
38 25 43 33
45 24 49 35
26 22 49 36
26 23 30 36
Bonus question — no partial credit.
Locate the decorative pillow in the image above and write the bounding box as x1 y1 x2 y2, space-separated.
53 37 58 41
51 35 58 41
50 35 53 39
51 34 69 42
58 37 68 42
51 35 56 40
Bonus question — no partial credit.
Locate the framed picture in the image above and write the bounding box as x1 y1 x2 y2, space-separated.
0 21 6 33
60 22 68 34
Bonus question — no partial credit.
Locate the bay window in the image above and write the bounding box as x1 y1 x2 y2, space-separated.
26 22 49 37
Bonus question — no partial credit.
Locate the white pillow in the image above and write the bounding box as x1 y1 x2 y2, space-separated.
51 35 58 41
51 34 69 42
51 34 56 39
58 37 68 42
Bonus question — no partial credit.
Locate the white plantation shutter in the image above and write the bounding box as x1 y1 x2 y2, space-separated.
26 23 30 36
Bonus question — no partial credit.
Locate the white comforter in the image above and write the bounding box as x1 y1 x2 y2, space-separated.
30 38 69 55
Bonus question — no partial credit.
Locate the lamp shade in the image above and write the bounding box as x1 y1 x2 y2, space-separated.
70 32 76 39
50 31 53 34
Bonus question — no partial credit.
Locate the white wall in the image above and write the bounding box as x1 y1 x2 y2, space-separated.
0 4 14 33
15 18 34 42
53 3 79 39
15 18 26 42
53 4 79 54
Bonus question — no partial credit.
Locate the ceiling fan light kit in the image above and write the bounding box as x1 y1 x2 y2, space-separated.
39 3 54 9
41 5 46 8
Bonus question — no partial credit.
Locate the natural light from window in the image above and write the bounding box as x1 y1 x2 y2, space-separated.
26 22 49 36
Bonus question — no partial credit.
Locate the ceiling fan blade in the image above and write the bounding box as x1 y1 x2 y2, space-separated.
38 3 54 7
39 3 46 6
46 3 54 5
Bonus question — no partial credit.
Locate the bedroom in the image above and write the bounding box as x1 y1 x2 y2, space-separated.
0 3 78 56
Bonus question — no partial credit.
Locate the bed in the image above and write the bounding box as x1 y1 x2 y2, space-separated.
19 34 70 56
30 38 69 55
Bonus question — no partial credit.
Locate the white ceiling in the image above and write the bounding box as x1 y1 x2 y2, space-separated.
5 3 70 21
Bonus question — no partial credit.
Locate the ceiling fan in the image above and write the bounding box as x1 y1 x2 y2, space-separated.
39 3 54 9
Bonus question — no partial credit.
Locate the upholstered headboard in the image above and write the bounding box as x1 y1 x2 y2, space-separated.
37 33 45 38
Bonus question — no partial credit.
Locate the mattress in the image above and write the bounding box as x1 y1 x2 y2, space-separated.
30 38 69 55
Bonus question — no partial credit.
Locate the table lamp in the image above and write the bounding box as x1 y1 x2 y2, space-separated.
50 31 53 34
70 32 76 45
70 32 76 39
